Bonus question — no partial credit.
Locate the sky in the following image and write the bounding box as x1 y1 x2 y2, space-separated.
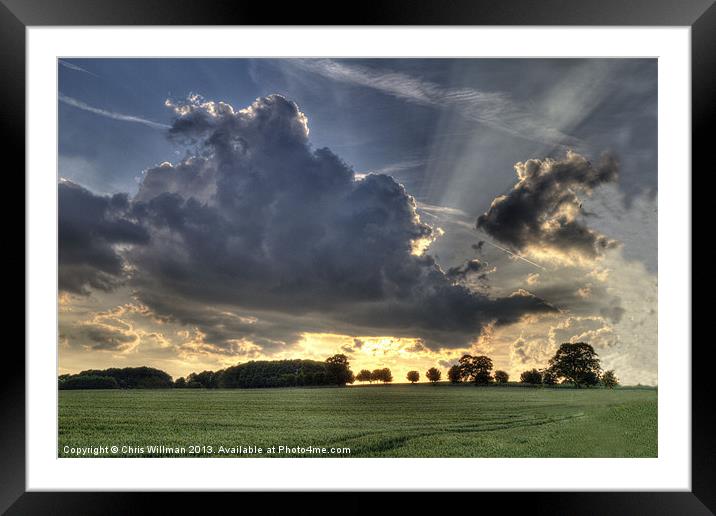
58 58 658 385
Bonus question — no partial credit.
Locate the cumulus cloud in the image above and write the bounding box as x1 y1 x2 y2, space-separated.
59 180 149 294
476 151 619 264
446 259 488 280
60 306 140 352
387 178 656 385
548 316 618 350
60 94 557 352
511 337 531 365
526 273 540 285
131 291 301 354
67 323 136 351
472 241 485 254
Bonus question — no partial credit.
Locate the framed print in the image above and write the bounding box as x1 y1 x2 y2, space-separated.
6 0 711 512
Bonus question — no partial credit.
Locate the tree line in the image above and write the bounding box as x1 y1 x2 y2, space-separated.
439 342 618 389
58 343 619 390
353 343 617 389
58 366 173 390
517 342 618 388
176 355 355 389
365 343 618 389
355 368 393 384
59 355 356 390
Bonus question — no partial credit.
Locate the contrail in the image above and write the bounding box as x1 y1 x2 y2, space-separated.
59 93 170 130
59 59 99 78
480 239 546 271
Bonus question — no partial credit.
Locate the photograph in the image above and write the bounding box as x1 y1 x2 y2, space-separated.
57 57 658 459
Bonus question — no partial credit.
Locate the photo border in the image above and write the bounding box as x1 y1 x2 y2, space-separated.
6 0 710 512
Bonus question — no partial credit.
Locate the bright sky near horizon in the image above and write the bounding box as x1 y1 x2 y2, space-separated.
58 58 658 384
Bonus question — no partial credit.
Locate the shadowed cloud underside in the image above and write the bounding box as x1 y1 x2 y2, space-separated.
57 58 657 385
60 94 556 354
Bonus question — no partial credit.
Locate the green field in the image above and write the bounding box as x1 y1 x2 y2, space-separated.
58 384 657 458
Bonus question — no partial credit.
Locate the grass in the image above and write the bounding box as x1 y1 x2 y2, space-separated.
58 383 657 458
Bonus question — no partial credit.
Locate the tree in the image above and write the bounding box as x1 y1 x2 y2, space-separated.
407 371 420 384
458 354 475 381
520 369 542 385
371 369 382 383
458 354 493 385
217 359 352 388
325 354 354 385
356 369 373 384
494 370 509 384
59 375 119 390
326 354 348 366
548 342 602 388
601 370 619 389
371 368 393 384
582 370 601 387
447 365 462 383
541 369 557 386
473 356 493 384
71 366 173 389
187 370 219 389
174 377 187 388
380 368 393 384
426 368 441 384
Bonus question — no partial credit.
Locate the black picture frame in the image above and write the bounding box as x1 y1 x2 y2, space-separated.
5 0 710 513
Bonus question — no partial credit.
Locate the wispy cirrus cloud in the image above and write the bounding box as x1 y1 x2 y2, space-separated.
293 59 577 147
59 59 99 78
59 93 170 130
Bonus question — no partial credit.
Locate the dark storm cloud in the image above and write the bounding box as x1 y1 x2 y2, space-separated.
404 341 427 353
476 151 619 262
340 338 368 355
61 94 556 350
59 181 149 294
60 320 136 351
446 259 487 280
132 290 302 353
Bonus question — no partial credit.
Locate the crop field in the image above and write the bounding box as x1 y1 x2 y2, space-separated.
58 384 657 458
